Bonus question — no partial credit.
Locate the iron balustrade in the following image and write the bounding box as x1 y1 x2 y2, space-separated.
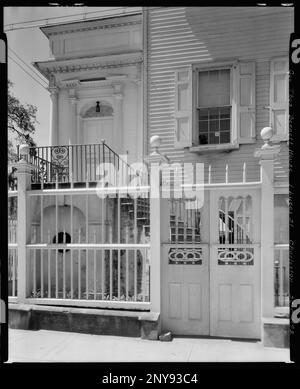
17 142 143 186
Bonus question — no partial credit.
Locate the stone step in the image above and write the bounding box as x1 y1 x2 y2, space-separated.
9 303 160 340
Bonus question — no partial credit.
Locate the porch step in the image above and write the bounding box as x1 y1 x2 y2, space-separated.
8 303 160 340
262 317 289 348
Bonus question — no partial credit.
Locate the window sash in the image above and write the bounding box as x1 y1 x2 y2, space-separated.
196 67 232 145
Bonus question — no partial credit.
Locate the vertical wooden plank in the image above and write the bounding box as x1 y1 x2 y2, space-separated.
279 249 284 306
109 249 112 300
55 248 58 298
134 249 137 301
118 249 120 300
12 249 16 297
94 237 97 300
78 248 81 299
85 194 89 243
33 249 36 296
40 195 43 242
48 248 51 298
117 193 121 244
41 248 44 298
126 230 129 301
63 230 66 299
101 249 105 299
224 197 228 244
242 196 246 243
142 249 145 302
86 249 89 300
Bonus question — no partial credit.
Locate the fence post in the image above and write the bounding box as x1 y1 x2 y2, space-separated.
150 162 161 313
16 145 33 303
254 128 280 319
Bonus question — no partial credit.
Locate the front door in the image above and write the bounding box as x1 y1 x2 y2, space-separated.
161 187 261 339
83 117 114 147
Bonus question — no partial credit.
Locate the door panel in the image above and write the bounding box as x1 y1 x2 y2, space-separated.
161 187 261 339
209 189 261 339
83 118 113 147
162 244 209 336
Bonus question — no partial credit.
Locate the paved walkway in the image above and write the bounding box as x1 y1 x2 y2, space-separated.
7 329 291 363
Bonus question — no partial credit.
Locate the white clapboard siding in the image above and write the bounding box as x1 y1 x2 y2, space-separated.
147 7 292 184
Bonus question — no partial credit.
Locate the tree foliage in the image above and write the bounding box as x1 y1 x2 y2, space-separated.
8 80 38 161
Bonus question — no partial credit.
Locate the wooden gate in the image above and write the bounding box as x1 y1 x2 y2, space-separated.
161 184 261 339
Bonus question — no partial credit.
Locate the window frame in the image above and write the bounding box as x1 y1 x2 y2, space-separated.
191 60 239 151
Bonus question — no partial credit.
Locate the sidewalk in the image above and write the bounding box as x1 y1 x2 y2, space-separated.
7 329 291 363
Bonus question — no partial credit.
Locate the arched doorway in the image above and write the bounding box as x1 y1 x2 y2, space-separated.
82 102 114 147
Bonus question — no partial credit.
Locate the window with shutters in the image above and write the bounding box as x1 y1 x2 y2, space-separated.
270 58 289 141
174 61 256 150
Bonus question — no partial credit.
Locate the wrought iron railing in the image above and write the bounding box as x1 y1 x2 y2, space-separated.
18 142 145 186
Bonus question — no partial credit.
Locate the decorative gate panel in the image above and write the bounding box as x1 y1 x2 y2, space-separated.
162 187 261 339
161 195 210 336
210 188 261 339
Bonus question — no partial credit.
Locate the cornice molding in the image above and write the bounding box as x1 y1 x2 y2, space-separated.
35 52 143 78
45 20 142 37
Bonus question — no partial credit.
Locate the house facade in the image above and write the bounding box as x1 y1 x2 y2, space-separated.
8 7 292 346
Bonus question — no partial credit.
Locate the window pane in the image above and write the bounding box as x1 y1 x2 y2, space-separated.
209 132 218 144
209 108 219 120
199 120 208 131
198 107 231 145
198 69 230 108
220 119 230 131
199 108 208 119
199 134 208 144
210 120 218 131
220 107 230 118
220 131 230 143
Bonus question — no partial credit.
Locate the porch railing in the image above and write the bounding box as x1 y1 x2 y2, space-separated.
19 142 147 186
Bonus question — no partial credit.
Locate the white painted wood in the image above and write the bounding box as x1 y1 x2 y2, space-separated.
174 67 193 148
270 57 289 140
161 243 210 335
237 61 256 143
209 188 261 339
16 162 32 302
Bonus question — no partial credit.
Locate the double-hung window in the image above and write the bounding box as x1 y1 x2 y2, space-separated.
197 68 231 145
174 61 256 150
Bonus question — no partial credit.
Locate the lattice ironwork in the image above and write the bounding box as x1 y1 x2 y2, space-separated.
217 247 254 266
168 247 203 265
51 146 70 182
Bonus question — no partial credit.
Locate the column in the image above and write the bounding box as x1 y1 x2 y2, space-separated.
113 83 123 154
49 87 59 146
135 78 142 163
68 97 78 145
16 147 33 303
254 138 280 318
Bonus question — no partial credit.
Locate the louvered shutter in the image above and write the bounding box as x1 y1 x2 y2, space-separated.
270 58 289 140
237 62 256 143
174 67 193 148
